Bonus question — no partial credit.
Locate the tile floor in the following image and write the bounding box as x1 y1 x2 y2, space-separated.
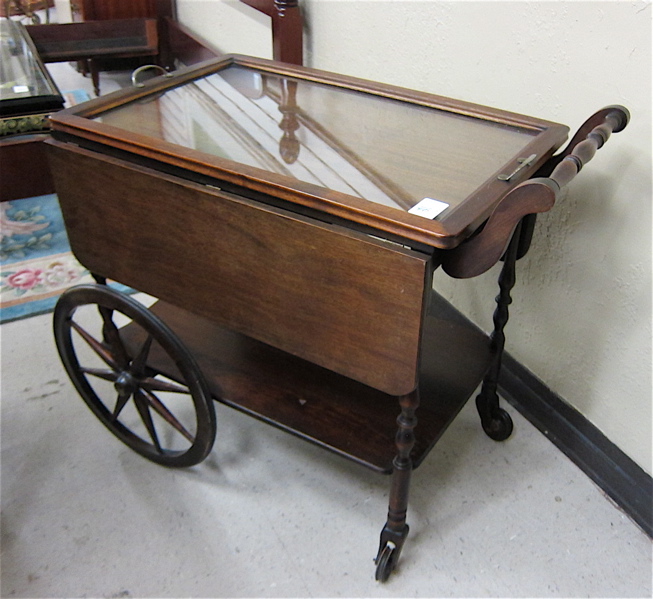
1 58 651 598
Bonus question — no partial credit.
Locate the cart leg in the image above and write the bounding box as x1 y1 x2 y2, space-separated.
375 389 419 582
89 274 132 365
89 59 101 96
475 224 522 441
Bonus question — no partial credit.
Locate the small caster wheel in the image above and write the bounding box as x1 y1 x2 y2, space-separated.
481 408 513 441
375 542 397 582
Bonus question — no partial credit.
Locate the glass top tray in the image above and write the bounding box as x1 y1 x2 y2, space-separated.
48 55 569 249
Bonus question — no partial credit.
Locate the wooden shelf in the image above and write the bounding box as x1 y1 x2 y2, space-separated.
122 291 492 474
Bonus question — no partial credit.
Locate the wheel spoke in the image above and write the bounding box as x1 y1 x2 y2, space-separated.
112 388 132 420
140 376 191 395
131 335 153 375
71 320 121 371
133 392 163 454
54 285 216 467
80 367 119 383
138 388 195 443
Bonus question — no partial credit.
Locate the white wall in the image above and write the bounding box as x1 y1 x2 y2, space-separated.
177 0 652 475
53 0 72 21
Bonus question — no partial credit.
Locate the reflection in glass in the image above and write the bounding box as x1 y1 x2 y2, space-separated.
0 19 56 102
95 64 537 215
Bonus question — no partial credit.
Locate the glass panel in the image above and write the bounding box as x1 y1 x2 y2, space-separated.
0 20 57 101
94 64 538 216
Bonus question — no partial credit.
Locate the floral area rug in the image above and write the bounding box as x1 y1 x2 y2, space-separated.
1 88 101 324
1 194 91 323
0 194 130 324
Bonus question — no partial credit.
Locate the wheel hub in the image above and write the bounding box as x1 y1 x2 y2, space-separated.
114 371 138 396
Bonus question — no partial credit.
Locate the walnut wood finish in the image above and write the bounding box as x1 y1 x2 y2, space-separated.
546 106 630 189
240 0 303 65
26 19 158 62
48 140 432 396
27 19 159 95
53 283 217 467
70 0 173 21
474 224 521 441
0 134 55 201
441 179 557 278
68 0 174 71
47 54 568 251
45 51 629 582
117 292 492 473
375 387 419 580
441 106 630 279
160 0 301 68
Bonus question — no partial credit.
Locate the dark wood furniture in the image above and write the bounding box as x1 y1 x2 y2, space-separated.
69 0 175 73
69 0 174 21
0 18 63 200
63 0 302 82
46 55 628 581
24 0 302 96
159 0 303 68
26 19 159 96
240 0 302 65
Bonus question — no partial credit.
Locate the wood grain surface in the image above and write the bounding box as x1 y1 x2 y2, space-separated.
48 140 433 395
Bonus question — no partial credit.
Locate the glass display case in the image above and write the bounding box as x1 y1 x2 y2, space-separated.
0 18 62 130
0 18 63 200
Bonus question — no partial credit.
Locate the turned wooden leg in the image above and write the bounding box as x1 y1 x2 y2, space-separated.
375 389 419 582
90 59 101 96
475 223 523 441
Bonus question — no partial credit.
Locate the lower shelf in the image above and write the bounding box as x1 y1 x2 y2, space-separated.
123 291 492 474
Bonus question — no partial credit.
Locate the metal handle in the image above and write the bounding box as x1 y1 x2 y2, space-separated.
131 65 173 88
498 154 538 182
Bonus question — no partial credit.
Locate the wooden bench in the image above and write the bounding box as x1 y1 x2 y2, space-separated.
26 19 159 96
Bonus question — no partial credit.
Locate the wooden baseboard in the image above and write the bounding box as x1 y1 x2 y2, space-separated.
498 352 652 538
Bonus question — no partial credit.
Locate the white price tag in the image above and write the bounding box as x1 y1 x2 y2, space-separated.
12 85 29 93
408 198 449 220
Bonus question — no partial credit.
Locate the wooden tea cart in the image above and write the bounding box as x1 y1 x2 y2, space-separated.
46 55 628 581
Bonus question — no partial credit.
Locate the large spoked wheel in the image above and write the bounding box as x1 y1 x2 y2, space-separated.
54 284 216 467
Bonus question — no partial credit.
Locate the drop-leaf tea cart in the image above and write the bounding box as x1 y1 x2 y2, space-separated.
46 55 629 582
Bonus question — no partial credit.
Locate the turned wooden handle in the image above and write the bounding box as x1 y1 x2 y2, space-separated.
441 105 629 279
548 106 630 189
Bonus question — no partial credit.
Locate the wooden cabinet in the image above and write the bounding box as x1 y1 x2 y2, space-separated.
71 0 174 22
0 20 64 200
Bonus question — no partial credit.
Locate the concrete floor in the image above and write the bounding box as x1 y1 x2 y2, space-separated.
1 59 652 597
2 298 652 598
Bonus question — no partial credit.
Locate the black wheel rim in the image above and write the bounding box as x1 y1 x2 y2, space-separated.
53 284 216 467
